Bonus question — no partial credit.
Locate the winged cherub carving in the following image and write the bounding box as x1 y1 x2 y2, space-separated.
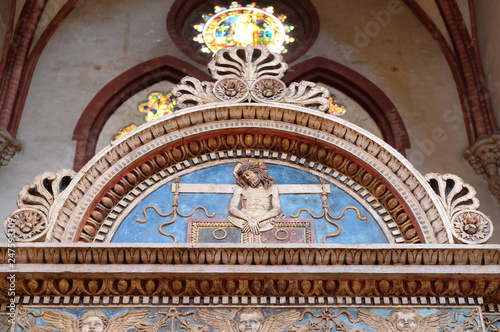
198 308 301 332
28 309 149 332
358 308 451 332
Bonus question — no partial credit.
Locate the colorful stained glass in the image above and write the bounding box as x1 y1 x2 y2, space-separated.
112 92 177 142
138 91 177 122
328 96 347 116
112 124 138 141
193 2 294 54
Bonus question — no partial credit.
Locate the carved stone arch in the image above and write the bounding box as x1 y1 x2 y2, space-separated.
96 156 402 244
284 57 410 155
47 103 452 244
71 56 211 171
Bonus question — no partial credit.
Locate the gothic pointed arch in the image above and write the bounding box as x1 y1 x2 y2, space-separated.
284 57 410 155
4 46 497 324
71 56 211 171
13 45 486 246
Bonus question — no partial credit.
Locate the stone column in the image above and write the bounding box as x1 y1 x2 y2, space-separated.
464 134 500 204
0 126 21 167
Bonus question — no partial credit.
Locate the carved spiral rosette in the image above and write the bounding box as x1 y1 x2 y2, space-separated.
251 78 287 102
425 172 493 244
213 77 249 102
3 169 75 241
208 44 288 81
425 173 479 216
451 210 493 244
172 45 342 113
5 208 48 242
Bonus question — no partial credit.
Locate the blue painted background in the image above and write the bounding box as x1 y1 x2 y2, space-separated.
16 307 481 331
112 163 388 244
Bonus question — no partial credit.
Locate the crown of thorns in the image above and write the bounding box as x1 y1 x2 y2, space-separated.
236 162 261 176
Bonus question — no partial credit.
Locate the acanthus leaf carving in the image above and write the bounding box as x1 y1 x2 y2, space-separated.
208 44 288 81
171 76 218 108
464 134 500 205
425 173 493 244
4 169 75 242
173 45 338 113
281 81 331 112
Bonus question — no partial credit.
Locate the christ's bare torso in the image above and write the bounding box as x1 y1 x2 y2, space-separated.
228 184 282 234
241 187 272 217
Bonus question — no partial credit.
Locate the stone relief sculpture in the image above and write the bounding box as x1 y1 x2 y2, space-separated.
3 45 494 245
11 306 483 332
136 177 216 243
171 44 331 112
198 308 301 332
358 308 451 332
425 173 493 243
0 314 9 332
130 161 371 243
17 307 149 331
484 315 500 331
4 169 75 242
135 308 209 332
228 161 284 235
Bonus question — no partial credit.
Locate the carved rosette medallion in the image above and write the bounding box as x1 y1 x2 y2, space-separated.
425 172 493 244
251 78 287 102
451 210 493 244
213 77 249 102
3 169 75 242
5 208 47 242
173 45 339 112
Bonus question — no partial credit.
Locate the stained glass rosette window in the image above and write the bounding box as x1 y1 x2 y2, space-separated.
193 2 294 54
112 92 177 142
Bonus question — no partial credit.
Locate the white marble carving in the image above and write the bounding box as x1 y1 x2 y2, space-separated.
425 173 493 244
3 169 75 242
172 45 335 112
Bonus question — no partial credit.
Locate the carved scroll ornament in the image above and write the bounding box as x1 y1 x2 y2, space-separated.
3 169 75 242
171 44 332 112
425 173 493 244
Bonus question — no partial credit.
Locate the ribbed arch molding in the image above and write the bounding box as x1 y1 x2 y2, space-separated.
47 103 452 244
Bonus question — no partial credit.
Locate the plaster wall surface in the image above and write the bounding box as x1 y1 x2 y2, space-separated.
474 0 500 123
95 81 176 152
0 0 498 243
300 0 500 242
0 0 203 242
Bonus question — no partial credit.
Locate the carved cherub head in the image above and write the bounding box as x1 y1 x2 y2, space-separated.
234 308 266 332
79 310 108 332
389 309 420 332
